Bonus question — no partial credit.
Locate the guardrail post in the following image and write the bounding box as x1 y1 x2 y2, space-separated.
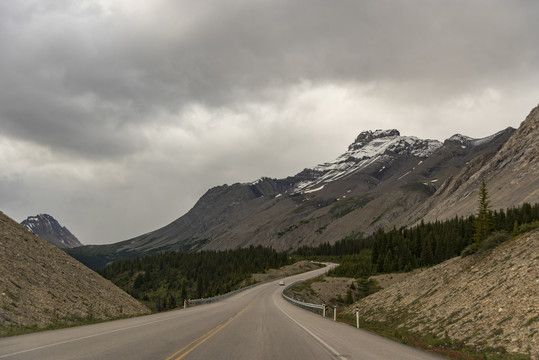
356 306 359 329
333 305 337 321
322 304 326 318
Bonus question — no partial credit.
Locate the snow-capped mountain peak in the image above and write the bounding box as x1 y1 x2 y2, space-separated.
291 129 442 194
348 129 401 151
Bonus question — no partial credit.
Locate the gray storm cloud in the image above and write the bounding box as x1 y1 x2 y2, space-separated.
1 0 538 243
2 0 538 156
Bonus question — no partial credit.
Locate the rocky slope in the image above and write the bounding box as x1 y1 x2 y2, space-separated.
349 229 539 359
411 104 539 225
21 214 82 248
0 211 150 335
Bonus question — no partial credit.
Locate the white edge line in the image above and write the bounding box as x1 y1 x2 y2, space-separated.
273 293 346 360
0 312 187 358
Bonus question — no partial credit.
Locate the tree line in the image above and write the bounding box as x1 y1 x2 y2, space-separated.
295 202 539 278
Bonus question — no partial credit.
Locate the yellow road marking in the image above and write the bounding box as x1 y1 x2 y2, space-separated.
165 305 249 360
164 324 224 360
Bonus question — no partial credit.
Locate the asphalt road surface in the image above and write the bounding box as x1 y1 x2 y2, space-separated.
0 265 443 359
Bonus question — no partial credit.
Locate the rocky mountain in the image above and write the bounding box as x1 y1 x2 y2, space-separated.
68 104 539 269
349 228 539 359
21 214 82 248
408 104 539 225
0 211 150 335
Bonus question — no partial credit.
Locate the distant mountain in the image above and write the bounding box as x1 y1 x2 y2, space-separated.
21 213 82 248
0 211 149 335
106 127 511 256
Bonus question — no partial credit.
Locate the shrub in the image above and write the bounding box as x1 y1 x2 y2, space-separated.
461 231 511 256
481 231 511 250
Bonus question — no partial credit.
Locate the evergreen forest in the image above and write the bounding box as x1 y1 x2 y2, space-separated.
295 202 539 278
98 246 290 311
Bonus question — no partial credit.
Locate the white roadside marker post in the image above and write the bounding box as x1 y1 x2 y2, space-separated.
356 306 359 329
333 306 337 321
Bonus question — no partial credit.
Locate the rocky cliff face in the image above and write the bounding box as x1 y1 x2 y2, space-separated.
350 229 539 359
0 211 150 335
21 214 82 248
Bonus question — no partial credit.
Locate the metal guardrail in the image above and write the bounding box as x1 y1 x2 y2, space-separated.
281 281 326 316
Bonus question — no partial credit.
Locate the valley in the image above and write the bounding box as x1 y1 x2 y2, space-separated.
1 104 538 359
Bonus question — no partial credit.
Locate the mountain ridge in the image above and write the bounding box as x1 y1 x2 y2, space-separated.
68 106 539 270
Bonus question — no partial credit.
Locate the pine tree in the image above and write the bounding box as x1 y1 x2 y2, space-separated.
420 236 434 266
474 179 493 245
346 289 354 304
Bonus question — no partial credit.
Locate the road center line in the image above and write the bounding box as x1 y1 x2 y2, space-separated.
165 304 250 360
164 324 224 360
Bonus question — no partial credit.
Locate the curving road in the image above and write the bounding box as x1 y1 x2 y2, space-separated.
0 265 443 359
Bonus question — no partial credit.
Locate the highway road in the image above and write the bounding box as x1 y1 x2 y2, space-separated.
0 265 443 359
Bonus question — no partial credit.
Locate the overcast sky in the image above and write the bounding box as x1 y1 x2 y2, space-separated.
1 0 538 245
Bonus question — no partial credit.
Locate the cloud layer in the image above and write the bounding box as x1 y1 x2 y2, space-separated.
1 0 538 244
